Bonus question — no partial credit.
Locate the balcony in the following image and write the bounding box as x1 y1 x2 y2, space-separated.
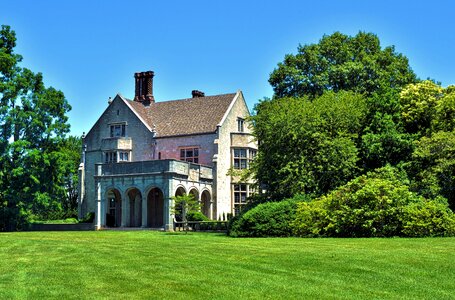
96 159 213 181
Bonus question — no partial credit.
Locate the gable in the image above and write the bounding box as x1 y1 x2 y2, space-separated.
84 94 151 148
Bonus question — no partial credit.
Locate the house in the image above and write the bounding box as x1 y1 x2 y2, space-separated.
78 71 257 230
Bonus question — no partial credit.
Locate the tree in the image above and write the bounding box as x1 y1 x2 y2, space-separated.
406 131 455 210
171 194 200 232
269 31 417 99
399 80 455 135
360 88 416 170
0 25 72 230
251 91 367 200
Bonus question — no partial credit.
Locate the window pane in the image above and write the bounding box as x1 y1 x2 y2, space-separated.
234 159 240 169
180 149 185 158
241 194 247 203
186 150 193 157
240 160 247 169
234 149 240 157
239 149 247 157
194 158 198 163
194 148 199 156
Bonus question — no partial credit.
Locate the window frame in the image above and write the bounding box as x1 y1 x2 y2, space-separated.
110 123 126 138
237 118 245 132
179 147 200 164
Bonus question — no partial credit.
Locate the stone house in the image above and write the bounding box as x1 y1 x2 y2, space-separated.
78 71 256 230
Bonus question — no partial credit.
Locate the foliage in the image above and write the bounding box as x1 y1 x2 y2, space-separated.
269 31 416 99
252 91 366 199
360 89 416 170
186 211 209 222
79 212 95 223
172 194 201 231
228 198 299 237
399 80 455 135
292 166 455 237
0 25 74 230
405 131 455 210
400 200 455 237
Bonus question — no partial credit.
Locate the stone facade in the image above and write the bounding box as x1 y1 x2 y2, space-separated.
78 71 256 230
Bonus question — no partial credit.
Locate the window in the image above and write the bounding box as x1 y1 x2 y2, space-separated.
237 118 245 132
105 151 117 163
233 149 247 169
180 147 199 163
105 151 130 163
119 152 129 162
233 184 248 215
110 124 126 137
233 148 257 169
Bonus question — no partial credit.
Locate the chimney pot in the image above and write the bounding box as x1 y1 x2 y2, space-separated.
192 90 205 98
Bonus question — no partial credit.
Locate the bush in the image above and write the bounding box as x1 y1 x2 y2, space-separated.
187 211 209 221
228 199 299 237
79 212 95 223
292 166 455 237
401 199 455 237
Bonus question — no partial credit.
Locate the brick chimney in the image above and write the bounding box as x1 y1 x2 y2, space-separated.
134 71 155 105
192 90 205 98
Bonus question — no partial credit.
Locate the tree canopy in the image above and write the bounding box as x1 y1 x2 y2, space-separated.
252 91 367 199
0 25 76 231
269 31 417 98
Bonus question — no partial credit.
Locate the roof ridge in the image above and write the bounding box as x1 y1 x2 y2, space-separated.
124 92 237 105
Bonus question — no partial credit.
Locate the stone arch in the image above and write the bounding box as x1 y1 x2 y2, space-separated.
188 187 199 202
147 187 164 228
174 185 186 197
201 189 212 219
105 188 122 227
125 187 142 227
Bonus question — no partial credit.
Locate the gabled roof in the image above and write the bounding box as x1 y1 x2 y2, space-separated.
124 92 238 137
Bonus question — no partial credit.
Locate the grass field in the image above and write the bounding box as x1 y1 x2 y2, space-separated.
0 231 454 299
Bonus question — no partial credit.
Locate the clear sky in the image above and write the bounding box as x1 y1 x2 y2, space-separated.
1 0 455 136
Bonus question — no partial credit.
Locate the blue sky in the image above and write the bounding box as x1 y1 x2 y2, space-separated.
1 0 455 136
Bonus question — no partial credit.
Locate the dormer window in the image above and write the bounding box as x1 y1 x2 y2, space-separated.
110 123 126 137
237 118 245 132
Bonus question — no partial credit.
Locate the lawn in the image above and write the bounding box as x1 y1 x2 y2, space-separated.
0 231 454 299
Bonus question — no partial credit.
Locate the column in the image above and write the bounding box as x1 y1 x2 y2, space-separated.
95 180 101 230
142 192 148 228
121 196 128 227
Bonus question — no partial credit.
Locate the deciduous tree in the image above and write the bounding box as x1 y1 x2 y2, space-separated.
269 31 417 98
0 25 72 230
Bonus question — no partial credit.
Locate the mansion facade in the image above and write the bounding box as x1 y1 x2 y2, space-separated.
78 71 256 230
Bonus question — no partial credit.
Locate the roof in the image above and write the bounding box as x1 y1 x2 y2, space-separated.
125 93 238 137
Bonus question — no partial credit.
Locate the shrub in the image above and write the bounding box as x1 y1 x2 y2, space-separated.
228 199 299 237
401 199 455 237
187 211 209 221
292 166 455 237
79 212 95 223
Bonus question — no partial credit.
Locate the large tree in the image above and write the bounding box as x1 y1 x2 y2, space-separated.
269 31 417 98
0 25 72 230
252 91 367 200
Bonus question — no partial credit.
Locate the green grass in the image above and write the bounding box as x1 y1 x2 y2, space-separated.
0 231 454 299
